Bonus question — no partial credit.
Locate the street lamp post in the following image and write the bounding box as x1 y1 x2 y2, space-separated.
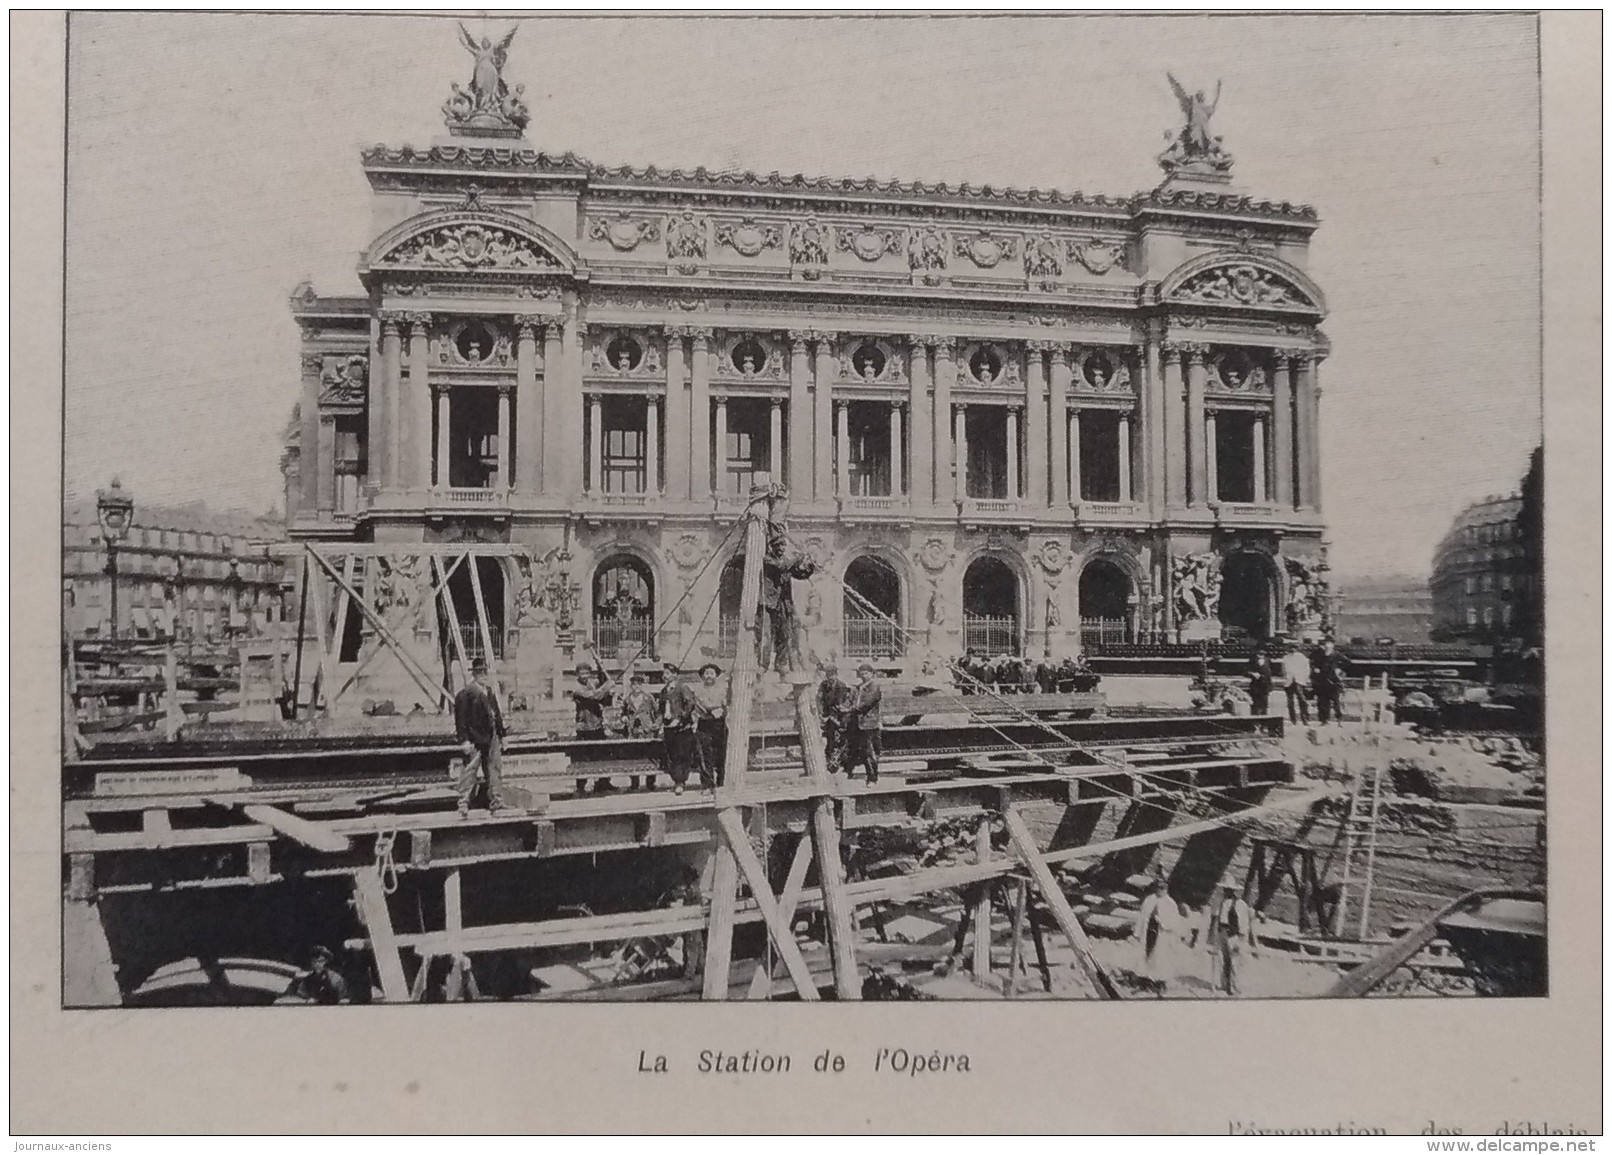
95 479 134 640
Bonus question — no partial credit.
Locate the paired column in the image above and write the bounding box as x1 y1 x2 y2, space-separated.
934 341 956 504
1162 344 1187 508
1006 407 1021 499
905 337 931 506
663 328 689 501
1252 416 1267 504
788 332 813 498
952 405 968 503
1204 410 1219 504
1118 414 1133 503
374 314 402 490
835 401 850 497
1300 356 1324 511
513 316 541 495
713 395 728 498
889 403 904 497
382 317 404 489
688 328 713 499
298 353 321 515
1069 410 1082 503
1025 345 1048 506
556 317 585 497
316 415 336 511
539 323 564 495
496 388 512 490
1272 354 1294 509
1049 347 1071 507
409 315 435 490
1184 345 1209 506
435 389 451 489
645 397 661 495
1142 335 1166 519
587 394 603 495
769 399 783 481
812 333 836 502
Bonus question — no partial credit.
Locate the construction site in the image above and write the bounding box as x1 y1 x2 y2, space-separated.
62 486 1545 1007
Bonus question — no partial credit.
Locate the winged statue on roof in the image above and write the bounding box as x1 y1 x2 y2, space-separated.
1160 73 1233 174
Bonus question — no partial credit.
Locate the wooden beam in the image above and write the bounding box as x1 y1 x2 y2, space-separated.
306 546 444 709
466 552 502 697
811 796 862 1000
434 553 473 691
972 818 992 980
715 808 820 1001
352 869 409 1002
239 804 351 854
701 840 740 1000
1006 877 1028 999
747 833 814 999
1002 805 1119 1000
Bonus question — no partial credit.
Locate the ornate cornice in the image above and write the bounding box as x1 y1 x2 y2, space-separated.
299 353 324 374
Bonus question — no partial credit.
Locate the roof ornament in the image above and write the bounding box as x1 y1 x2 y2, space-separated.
1160 73 1234 179
443 23 528 139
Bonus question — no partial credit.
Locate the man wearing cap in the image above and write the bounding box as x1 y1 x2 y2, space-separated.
287 945 351 1005
658 662 700 796
454 656 507 815
757 520 818 678
571 663 613 795
816 659 850 774
842 662 884 785
693 662 728 788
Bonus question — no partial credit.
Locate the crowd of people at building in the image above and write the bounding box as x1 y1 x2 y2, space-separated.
948 650 1099 696
1245 636 1348 724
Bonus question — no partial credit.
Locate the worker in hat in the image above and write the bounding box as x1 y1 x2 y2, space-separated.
286 944 351 1005
619 671 660 791
841 661 883 785
693 661 727 788
571 662 614 795
453 655 507 815
1205 883 1258 996
658 662 701 795
815 658 850 774
756 518 817 679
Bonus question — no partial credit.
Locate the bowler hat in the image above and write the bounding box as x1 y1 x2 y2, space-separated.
470 656 489 673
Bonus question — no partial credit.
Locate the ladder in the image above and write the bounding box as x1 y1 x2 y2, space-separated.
1331 762 1385 940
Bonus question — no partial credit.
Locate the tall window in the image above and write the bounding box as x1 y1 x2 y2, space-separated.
847 403 892 496
600 397 647 494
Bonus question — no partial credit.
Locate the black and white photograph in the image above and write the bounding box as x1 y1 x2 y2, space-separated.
20 6 1600 1138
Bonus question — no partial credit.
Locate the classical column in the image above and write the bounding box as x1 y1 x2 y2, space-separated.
1162 343 1187 507
373 314 401 490
299 353 321 515
408 315 435 490
905 337 931 506
1185 345 1209 506
812 333 836 501
1025 345 1049 506
513 315 540 495
1118 413 1133 503
835 400 850 497
1049 346 1071 507
788 331 812 498
1294 355 1315 510
1142 336 1166 519
435 388 450 488
1252 415 1267 504
587 394 603 495
1306 356 1325 511
889 403 904 498
688 329 713 498
663 328 689 501
1006 406 1021 499
933 340 956 503
646 397 661 495
1069 410 1082 503
713 395 728 497
316 415 336 510
769 397 783 481
381 314 404 489
540 323 564 495
952 405 967 503
1204 410 1219 503
1271 354 1294 510
557 316 586 497
496 387 512 490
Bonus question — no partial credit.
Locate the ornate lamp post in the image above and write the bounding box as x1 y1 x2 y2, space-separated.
95 479 134 639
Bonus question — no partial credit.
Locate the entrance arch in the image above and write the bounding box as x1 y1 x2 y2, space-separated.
843 555 904 658
962 555 1021 655
442 556 507 666
1219 551 1278 641
592 555 655 660
1078 558 1133 646
717 557 745 657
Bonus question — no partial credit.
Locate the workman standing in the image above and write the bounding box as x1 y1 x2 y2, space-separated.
693 662 728 789
1281 642 1312 725
816 659 850 773
842 661 884 785
620 672 660 790
658 662 700 796
1310 637 1346 726
453 655 507 816
757 521 818 677
1134 877 1181 979
571 663 613 795
1205 884 1258 996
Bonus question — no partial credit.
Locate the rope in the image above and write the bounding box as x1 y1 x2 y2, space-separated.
373 829 400 896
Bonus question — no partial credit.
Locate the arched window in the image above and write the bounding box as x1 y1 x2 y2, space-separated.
843 556 904 658
592 556 655 661
1078 559 1133 647
963 557 1020 655
1220 552 1277 641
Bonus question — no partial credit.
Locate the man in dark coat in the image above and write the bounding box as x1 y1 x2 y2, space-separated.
454 656 507 815
842 662 884 785
657 662 700 796
1310 637 1346 725
571 663 613 795
816 659 850 773
1035 657 1058 694
757 521 817 677
1247 649 1275 716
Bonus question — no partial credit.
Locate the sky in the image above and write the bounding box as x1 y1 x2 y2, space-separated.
63 12 1542 580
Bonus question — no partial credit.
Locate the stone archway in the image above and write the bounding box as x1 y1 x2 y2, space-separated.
842 555 904 659
962 555 1021 656
1078 558 1134 646
591 555 655 660
1219 551 1279 641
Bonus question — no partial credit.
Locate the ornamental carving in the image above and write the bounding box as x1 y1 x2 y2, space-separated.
720 334 785 380
714 217 783 258
1068 237 1128 275
841 339 906 385
318 354 369 405
439 319 512 367
1284 555 1325 633
1022 232 1064 279
371 555 425 620
964 343 1019 388
836 223 903 263
670 533 708 571
1176 263 1303 307
953 230 1018 270
589 331 661 376
664 212 708 261
909 226 948 272
1210 349 1268 392
789 218 830 266
381 223 557 271
916 538 953 575
801 536 833 571
1034 539 1070 575
1072 349 1133 393
1172 552 1222 624
588 212 662 252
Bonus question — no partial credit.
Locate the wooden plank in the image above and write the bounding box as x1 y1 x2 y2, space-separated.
466 552 502 696
746 833 814 999
306 547 445 710
700 841 740 1000
715 808 820 1001
1006 877 1028 1000
352 869 409 1002
1002 805 1119 1000
435 553 473 692
239 804 351 853
811 796 861 1000
971 818 992 980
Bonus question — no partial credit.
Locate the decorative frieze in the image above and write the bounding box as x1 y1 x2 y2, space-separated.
952 230 1019 270
836 223 904 262
714 217 783 257
1067 237 1128 275
587 212 662 252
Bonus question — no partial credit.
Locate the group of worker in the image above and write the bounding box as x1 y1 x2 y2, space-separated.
950 650 1095 696
1245 636 1348 724
1135 878 1261 996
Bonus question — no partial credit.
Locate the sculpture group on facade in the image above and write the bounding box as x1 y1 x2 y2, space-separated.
1283 556 1325 634
1160 73 1233 175
1172 551 1223 624
444 24 529 134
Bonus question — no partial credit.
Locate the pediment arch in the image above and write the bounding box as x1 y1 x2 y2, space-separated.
361 208 581 278
1159 251 1325 316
